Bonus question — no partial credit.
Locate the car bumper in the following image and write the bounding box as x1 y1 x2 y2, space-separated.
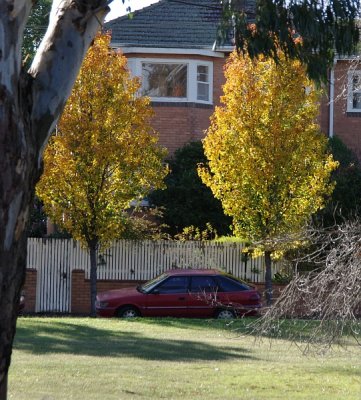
95 301 118 317
96 307 117 317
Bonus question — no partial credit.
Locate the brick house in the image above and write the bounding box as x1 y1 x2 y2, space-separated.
106 0 361 159
325 59 361 159
105 0 249 154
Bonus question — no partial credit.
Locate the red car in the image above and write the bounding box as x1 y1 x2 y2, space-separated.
96 269 262 319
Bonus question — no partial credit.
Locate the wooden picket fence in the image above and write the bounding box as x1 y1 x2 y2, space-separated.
26 238 280 312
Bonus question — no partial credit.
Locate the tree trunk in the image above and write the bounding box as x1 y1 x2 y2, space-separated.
0 113 41 399
89 242 98 317
264 250 273 306
0 41 42 400
0 1 109 397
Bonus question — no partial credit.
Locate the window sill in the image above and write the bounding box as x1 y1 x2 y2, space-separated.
151 101 214 109
346 111 361 117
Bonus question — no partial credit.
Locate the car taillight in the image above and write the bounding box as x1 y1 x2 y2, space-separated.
249 292 261 301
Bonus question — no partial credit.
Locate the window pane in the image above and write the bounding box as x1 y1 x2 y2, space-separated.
217 276 249 292
156 276 189 294
353 75 361 92
142 63 187 98
353 93 361 109
197 65 208 83
190 276 218 293
197 65 209 101
197 82 209 101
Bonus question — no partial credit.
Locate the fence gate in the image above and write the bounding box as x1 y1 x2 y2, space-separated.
34 240 72 313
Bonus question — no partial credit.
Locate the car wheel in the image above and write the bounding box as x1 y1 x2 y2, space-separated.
117 306 140 318
215 308 236 319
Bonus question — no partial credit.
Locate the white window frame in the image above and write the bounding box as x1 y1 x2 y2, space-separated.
129 58 213 105
196 64 210 102
347 70 361 112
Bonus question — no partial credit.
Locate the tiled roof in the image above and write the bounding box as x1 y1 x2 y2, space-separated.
105 0 255 50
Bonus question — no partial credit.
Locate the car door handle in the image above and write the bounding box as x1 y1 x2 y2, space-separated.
178 297 186 301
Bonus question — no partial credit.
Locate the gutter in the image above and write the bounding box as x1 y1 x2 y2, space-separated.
112 45 226 58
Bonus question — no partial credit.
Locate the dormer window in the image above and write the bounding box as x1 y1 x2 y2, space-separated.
129 58 213 105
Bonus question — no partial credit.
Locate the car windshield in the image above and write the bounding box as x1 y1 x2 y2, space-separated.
139 273 169 293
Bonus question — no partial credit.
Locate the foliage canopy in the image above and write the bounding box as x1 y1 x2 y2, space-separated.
23 0 51 66
199 50 337 251
36 33 167 250
221 0 360 82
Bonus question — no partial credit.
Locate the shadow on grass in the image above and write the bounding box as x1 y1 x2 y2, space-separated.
138 317 325 343
144 317 361 350
13 319 256 362
137 317 254 331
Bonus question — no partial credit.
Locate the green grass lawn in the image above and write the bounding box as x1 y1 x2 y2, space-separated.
9 317 361 400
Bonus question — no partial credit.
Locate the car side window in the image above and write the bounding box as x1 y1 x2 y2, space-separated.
155 276 189 294
190 276 218 293
216 276 249 292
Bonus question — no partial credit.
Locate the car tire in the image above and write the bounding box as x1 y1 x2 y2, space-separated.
215 308 236 319
117 306 140 318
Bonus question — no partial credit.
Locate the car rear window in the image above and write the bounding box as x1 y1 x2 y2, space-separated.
216 276 250 292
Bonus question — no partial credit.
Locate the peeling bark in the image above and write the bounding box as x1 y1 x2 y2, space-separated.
0 1 110 398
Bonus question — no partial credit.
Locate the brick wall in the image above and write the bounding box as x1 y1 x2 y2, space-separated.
71 270 144 314
319 90 330 136
328 60 361 159
150 105 214 154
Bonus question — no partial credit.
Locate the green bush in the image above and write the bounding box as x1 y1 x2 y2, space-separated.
150 141 232 237
317 136 361 225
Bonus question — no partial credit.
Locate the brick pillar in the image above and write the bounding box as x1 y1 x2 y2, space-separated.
23 269 37 312
71 270 91 315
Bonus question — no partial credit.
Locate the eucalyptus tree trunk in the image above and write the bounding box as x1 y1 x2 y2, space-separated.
0 1 109 397
264 250 273 306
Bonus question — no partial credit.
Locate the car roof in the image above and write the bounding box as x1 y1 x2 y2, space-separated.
165 269 222 276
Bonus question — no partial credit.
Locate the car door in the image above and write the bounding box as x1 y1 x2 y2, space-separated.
187 275 219 317
215 276 257 313
144 276 190 317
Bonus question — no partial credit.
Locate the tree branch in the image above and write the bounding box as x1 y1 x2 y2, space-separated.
28 0 110 158
0 0 32 97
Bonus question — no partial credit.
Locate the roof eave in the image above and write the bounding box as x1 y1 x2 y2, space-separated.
111 45 227 58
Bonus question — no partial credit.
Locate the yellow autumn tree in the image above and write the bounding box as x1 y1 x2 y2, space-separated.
36 33 167 315
199 50 338 304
